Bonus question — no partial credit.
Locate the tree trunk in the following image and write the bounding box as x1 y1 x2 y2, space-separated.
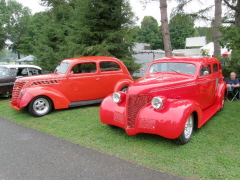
214 0 222 57
17 52 21 59
159 0 172 57
235 0 240 28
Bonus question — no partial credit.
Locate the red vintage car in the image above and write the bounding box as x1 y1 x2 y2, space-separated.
100 56 227 144
10 56 133 117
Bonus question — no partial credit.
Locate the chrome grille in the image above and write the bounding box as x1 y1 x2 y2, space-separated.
127 94 152 128
11 81 27 102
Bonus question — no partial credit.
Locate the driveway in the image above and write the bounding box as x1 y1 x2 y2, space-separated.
0 117 187 180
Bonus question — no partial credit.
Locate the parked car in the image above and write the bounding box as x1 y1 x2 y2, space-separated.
100 56 227 145
10 56 133 117
0 65 42 97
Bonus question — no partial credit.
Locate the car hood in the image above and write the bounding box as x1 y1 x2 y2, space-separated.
128 73 195 95
16 73 66 81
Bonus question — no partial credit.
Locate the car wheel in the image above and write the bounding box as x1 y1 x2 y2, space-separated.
120 85 129 92
174 114 194 145
219 94 225 111
28 96 53 117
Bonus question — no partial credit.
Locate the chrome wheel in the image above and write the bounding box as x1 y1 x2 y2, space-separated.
33 98 50 115
184 115 194 139
174 114 194 145
28 96 52 117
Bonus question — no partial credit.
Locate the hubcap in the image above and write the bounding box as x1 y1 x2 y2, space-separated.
33 98 49 115
184 115 194 139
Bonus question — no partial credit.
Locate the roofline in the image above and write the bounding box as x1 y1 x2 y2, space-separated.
0 64 42 70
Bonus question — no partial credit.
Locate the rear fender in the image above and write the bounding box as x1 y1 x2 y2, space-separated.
114 79 134 92
134 99 202 139
22 86 70 109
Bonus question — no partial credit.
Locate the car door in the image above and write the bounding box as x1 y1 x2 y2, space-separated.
99 61 123 97
67 62 101 102
198 64 216 109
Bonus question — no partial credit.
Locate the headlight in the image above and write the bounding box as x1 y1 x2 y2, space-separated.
112 92 121 103
151 97 163 109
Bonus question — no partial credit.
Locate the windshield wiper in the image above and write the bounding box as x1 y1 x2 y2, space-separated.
170 69 181 74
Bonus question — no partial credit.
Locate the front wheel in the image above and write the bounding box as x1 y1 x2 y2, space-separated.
174 114 194 145
28 96 53 117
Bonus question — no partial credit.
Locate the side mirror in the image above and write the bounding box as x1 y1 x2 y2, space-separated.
141 68 145 73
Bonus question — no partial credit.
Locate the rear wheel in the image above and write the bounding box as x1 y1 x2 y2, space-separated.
219 94 225 111
174 114 194 145
120 85 129 92
28 96 53 117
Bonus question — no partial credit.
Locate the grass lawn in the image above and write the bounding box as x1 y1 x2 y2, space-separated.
0 98 239 180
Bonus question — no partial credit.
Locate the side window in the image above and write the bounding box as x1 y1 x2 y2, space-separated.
17 68 28 76
71 63 96 74
200 65 211 76
213 64 218 73
100 61 121 72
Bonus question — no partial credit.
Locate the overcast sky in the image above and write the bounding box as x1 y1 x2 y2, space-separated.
15 0 214 27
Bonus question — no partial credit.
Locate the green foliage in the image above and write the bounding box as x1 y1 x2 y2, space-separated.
195 26 214 43
32 0 140 73
5 0 32 58
219 25 240 77
0 0 8 50
169 14 195 49
132 16 164 50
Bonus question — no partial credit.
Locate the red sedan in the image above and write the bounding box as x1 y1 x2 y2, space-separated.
10 56 133 117
100 56 227 144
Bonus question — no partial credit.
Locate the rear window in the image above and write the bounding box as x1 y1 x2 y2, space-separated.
100 62 121 72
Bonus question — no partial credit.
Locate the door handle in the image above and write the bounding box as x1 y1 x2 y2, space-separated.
96 78 100 80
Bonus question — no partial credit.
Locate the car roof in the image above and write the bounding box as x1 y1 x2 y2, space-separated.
0 64 42 70
64 56 119 62
153 56 220 64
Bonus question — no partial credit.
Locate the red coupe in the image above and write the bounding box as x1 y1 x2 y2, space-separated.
10 56 133 117
100 56 227 144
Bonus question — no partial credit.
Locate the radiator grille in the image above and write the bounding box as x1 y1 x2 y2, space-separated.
11 81 27 102
127 94 152 128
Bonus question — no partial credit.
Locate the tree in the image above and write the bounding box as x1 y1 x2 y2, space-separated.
133 16 163 50
140 0 172 56
214 0 222 57
33 0 140 73
6 0 31 59
195 26 214 43
160 0 172 56
0 0 8 50
169 14 195 49
223 0 240 28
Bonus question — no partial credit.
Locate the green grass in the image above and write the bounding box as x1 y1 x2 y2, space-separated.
0 98 239 180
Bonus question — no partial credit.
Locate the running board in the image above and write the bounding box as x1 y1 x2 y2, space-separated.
68 98 104 108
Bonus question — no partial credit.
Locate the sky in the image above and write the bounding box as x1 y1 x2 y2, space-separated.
15 0 215 27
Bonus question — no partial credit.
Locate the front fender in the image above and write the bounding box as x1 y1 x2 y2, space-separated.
21 86 70 109
133 99 202 139
100 95 127 129
114 79 134 92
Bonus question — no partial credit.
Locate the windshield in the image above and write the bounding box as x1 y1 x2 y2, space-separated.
148 62 196 75
54 62 69 74
0 67 12 76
